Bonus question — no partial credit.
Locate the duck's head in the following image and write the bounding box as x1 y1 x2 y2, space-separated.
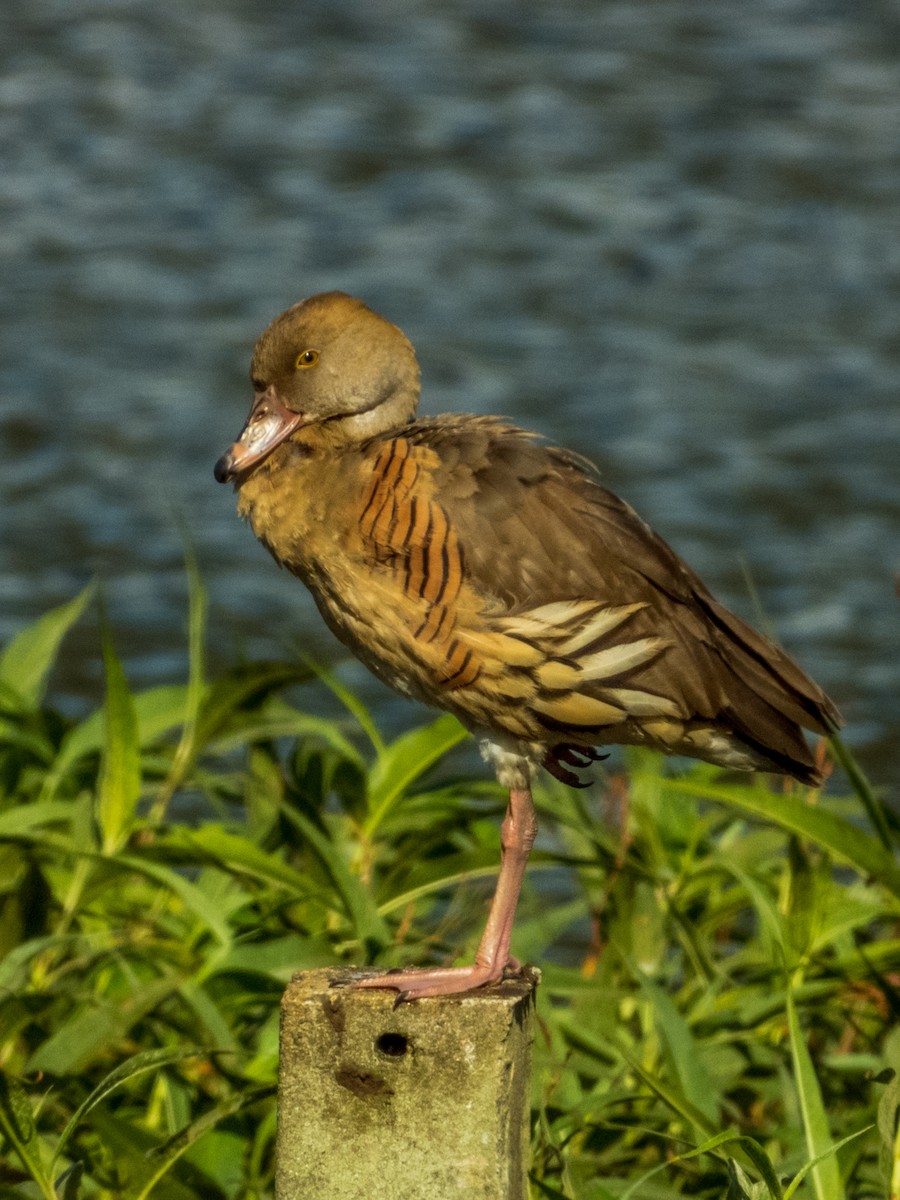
214 292 420 484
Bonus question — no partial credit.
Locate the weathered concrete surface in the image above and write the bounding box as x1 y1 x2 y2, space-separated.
276 967 539 1199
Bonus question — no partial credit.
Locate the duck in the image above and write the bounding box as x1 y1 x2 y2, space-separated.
215 291 840 1000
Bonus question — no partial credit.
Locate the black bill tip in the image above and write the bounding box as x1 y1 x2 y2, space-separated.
213 452 234 483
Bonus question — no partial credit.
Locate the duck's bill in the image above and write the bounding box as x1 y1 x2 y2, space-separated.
214 388 306 482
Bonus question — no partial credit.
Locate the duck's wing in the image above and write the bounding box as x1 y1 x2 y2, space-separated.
356 416 838 781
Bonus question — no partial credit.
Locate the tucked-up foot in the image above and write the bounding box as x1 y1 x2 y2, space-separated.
350 960 520 1001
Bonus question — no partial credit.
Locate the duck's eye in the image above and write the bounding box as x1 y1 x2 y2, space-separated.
295 349 319 369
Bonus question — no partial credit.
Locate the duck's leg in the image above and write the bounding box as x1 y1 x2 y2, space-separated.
352 786 538 1000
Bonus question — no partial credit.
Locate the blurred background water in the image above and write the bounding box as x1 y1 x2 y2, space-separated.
1 0 898 795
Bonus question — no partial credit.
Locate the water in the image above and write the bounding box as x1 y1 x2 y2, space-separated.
1 0 898 795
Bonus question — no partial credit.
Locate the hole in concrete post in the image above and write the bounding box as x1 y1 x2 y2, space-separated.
375 1032 408 1058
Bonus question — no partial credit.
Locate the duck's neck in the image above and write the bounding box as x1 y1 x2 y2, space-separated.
235 441 329 578
301 384 418 450
234 388 417 574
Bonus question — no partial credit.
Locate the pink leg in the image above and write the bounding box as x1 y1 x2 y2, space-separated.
353 786 538 1000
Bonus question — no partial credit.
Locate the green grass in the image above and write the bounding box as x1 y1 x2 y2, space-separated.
1 578 899 1198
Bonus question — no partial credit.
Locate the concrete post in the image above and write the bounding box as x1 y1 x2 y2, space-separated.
276 967 539 1200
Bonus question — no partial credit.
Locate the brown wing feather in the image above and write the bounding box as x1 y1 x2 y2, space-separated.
386 417 838 783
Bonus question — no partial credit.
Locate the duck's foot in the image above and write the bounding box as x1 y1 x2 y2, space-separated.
348 786 537 1003
350 959 522 1001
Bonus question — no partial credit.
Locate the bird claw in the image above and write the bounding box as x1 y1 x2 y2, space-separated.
544 743 608 787
349 960 521 1001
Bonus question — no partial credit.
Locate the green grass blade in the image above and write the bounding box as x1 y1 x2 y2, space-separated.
98 627 141 853
208 700 365 766
731 1138 786 1199
0 583 94 710
665 776 900 900
56 1161 84 1199
50 1047 203 1171
151 557 207 821
0 826 234 946
40 685 189 802
636 969 719 1127
716 861 788 968
0 1072 56 1198
182 538 207 717
149 662 313 823
83 1109 197 1199
619 1130 773 1200
135 1085 275 1200
116 853 234 945
567 1032 783 1193
530 1180 572 1199
782 1125 873 1200
0 802 77 836
786 987 844 1200
177 980 240 1052
280 805 389 950
27 978 179 1076
616 1042 719 1140
365 714 470 836
0 718 55 761
877 1073 900 1196
305 657 385 754
376 853 507 915
828 733 894 851
197 662 314 747
166 825 314 899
